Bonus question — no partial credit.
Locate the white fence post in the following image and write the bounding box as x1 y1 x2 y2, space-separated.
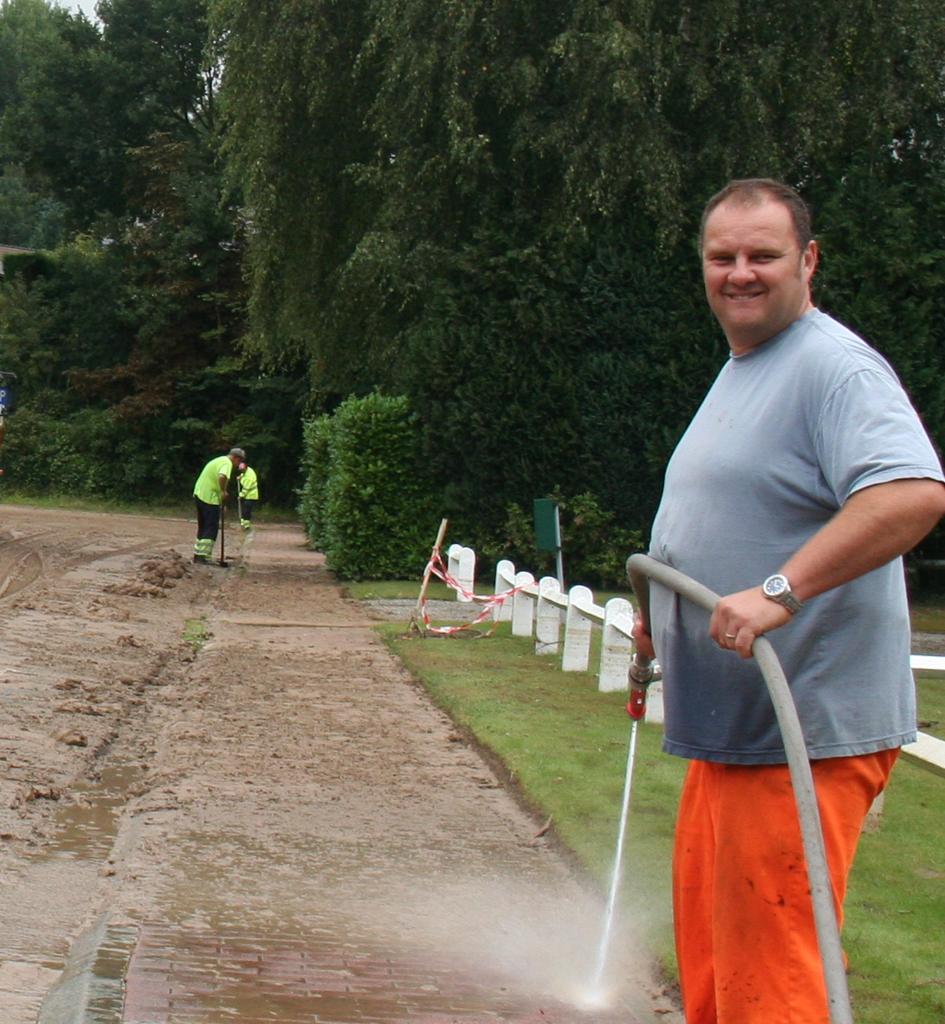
511 571 536 637
599 597 633 692
493 559 515 622
447 543 475 602
562 585 594 671
535 577 562 656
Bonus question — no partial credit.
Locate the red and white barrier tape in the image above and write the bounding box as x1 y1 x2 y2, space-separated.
417 550 528 635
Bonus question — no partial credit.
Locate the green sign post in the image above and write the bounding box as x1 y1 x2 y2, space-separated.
533 498 564 587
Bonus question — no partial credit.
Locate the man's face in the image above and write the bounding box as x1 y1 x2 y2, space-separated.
701 197 818 355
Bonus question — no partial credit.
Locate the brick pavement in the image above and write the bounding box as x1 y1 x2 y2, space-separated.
121 924 660 1023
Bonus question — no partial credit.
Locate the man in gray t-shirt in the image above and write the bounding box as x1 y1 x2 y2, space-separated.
634 179 945 1024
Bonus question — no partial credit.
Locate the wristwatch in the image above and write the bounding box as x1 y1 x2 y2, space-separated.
761 573 803 614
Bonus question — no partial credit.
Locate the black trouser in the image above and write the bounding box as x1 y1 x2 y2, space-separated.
194 498 220 558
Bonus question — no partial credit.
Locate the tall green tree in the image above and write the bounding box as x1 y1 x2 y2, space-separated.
0 0 72 244
0 0 70 127
1 10 123 226
213 0 381 387
0 164 66 247
215 0 945 540
0 0 305 506
3 0 222 228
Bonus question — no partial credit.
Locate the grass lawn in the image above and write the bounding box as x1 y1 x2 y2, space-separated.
344 578 457 602
0 491 297 523
375 595 945 1024
909 599 945 633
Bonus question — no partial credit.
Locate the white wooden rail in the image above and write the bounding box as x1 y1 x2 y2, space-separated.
485 555 636 693
904 657 945 779
441 546 945 777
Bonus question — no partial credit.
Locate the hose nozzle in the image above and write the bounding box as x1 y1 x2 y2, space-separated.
627 652 658 720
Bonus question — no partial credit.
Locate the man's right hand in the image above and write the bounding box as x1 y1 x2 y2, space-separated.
632 613 656 660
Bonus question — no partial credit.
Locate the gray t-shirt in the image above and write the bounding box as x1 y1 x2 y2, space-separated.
648 309 944 764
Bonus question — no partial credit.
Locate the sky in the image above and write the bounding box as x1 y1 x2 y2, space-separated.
63 1 99 20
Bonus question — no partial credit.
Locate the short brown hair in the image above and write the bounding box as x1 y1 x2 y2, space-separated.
699 178 813 251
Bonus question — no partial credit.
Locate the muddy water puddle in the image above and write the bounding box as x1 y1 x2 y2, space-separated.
0 764 145 1021
40 762 143 860
0 762 142 1014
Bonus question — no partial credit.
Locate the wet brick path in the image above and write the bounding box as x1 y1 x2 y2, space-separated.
122 925 646 1023
92 526 679 1024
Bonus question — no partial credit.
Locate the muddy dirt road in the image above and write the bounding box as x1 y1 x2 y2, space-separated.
0 505 680 1023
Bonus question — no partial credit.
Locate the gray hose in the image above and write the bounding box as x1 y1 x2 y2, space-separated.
627 553 853 1024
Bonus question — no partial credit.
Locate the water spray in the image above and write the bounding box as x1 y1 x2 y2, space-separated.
588 645 657 998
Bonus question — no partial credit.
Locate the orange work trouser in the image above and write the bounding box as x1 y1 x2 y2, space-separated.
673 749 898 1024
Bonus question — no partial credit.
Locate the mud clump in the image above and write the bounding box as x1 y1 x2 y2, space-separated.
105 551 192 599
11 784 62 808
55 729 89 747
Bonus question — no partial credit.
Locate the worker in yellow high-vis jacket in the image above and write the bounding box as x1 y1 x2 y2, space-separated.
192 447 245 563
237 462 259 530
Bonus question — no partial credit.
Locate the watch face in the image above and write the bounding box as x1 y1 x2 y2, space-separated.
765 575 788 597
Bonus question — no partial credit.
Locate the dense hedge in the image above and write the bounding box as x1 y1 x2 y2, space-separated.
402 228 721 545
297 414 333 549
299 393 440 580
298 391 648 587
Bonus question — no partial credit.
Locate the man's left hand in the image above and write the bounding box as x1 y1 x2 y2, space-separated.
710 588 793 659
